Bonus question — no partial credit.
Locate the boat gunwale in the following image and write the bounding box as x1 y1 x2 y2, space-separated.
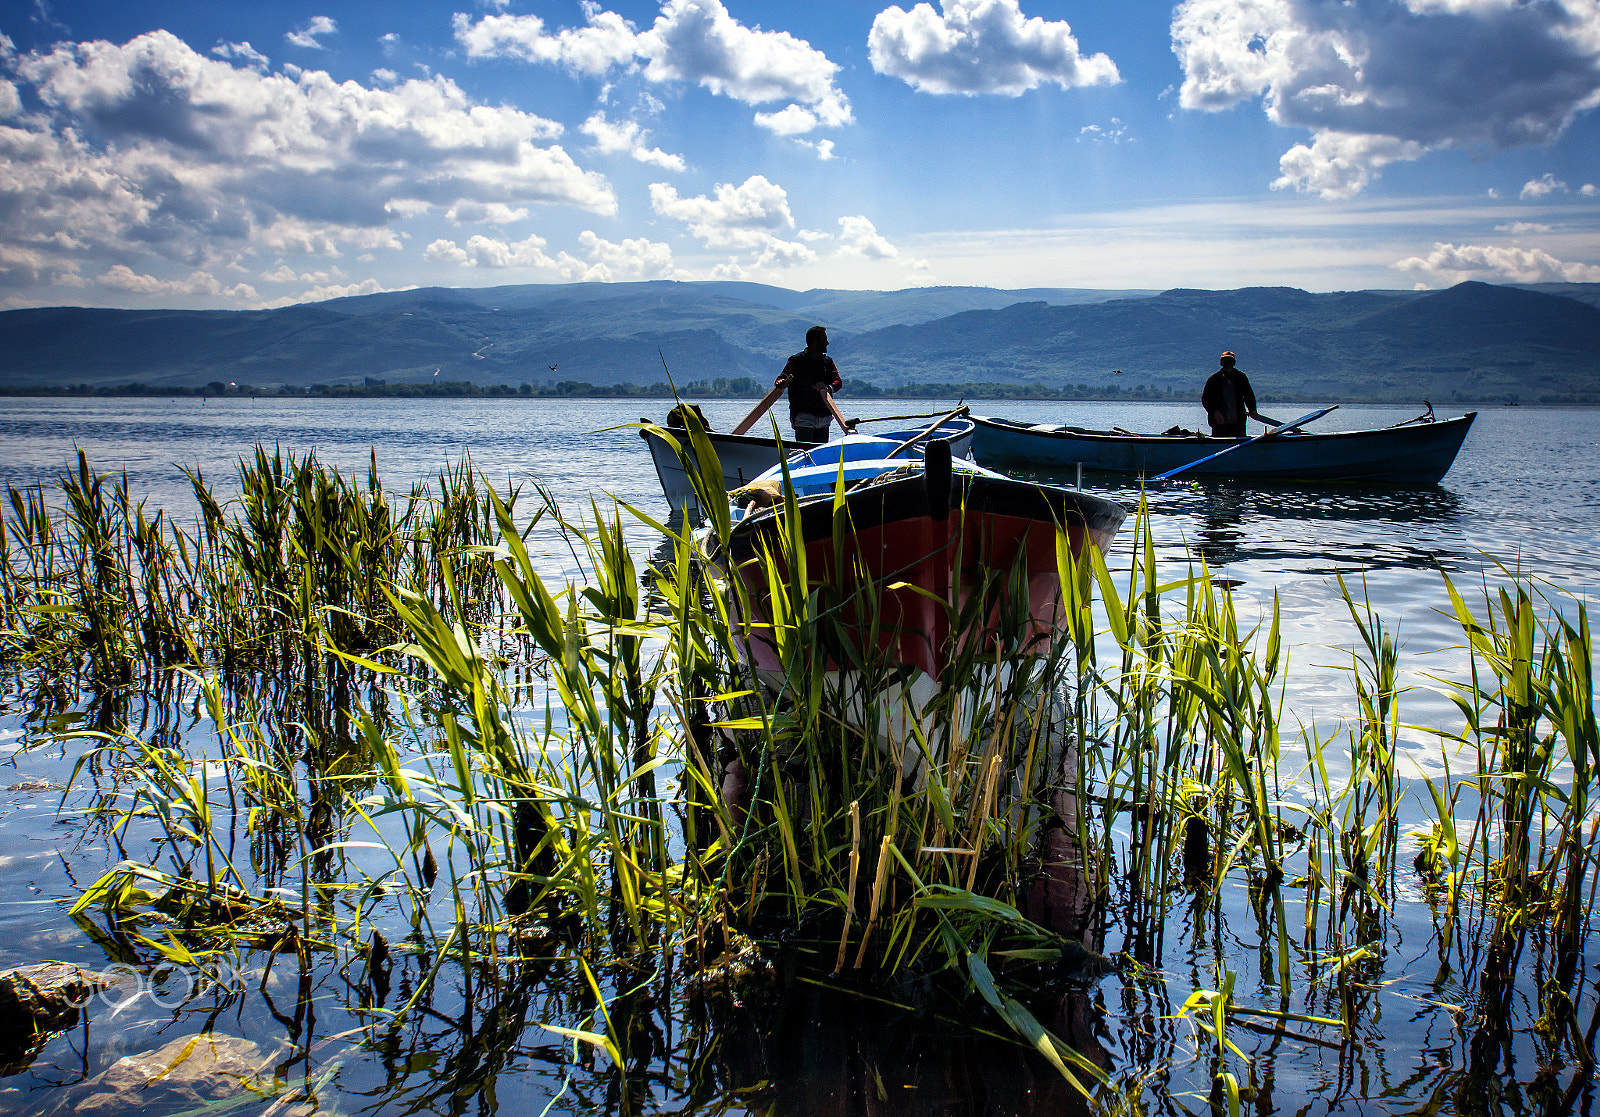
642 417 979 452
725 469 1127 565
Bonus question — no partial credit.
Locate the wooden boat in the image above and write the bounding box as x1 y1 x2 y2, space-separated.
641 413 976 520
716 437 1126 694
970 410 1476 483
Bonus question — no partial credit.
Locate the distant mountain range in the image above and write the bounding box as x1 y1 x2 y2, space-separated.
2 278 1597 403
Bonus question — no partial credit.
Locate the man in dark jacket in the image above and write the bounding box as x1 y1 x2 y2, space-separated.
778 325 854 443
1201 351 1266 438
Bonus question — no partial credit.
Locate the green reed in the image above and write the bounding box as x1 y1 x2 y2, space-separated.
1 447 505 688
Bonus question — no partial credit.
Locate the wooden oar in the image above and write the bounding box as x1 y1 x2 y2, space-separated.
885 405 971 459
730 377 789 436
820 389 855 436
1153 405 1338 480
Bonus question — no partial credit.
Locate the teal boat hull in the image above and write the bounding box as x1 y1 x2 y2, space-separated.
971 412 1476 483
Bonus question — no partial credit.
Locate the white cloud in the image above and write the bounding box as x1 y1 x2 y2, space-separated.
211 41 269 72
868 0 1119 96
370 68 398 86
1495 222 1553 235
262 277 408 308
1521 173 1569 199
428 232 548 269
99 265 221 296
1078 118 1130 144
1272 133 1425 199
834 214 931 275
580 111 686 171
650 175 818 268
0 30 616 302
286 17 337 50
1394 242 1600 284
577 229 679 279
1584 184 1598 196
444 201 530 225
649 174 794 248
455 0 853 135
425 231 616 280
1171 0 1600 197
801 138 837 161
836 215 900 261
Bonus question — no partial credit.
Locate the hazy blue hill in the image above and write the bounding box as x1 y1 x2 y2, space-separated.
1511 282 1600 309
1 279 1594 400
836 283 1599 402
780 285 1157 331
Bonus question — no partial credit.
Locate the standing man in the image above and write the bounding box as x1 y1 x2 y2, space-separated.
779 325 854 444
1201 351 1267 438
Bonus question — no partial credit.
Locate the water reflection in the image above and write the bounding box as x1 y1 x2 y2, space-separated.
1008 473 1474 575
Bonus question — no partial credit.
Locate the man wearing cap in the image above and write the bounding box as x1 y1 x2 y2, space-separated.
1202 352 1266 438
777 326 855 444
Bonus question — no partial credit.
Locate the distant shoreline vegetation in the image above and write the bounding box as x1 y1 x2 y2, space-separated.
0 378 1549 404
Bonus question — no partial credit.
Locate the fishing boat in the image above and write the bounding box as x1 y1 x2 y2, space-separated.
640 408 976 520
713 432 1126 700
970 407 1476 483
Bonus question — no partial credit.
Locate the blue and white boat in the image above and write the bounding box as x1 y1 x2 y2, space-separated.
641 411 976 521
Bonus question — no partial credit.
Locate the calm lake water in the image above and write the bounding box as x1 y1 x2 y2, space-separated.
0 395 1596 1115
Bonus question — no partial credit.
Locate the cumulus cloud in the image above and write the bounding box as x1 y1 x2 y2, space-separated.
1171 0 1600 197
444 201 530 225
424 231 624 280
834 214 932 274
455 0 853 135
649 174 816 267
261 276 406 308
1584 183 1598 196
286 17 337 50
1521 173 1569 199
835 215 900 261
580 111 686 171
1395 242 1600 284
649 174 793 247
868 0 1119 96
1271 133 1425 199
99 265 223 296
576 229 679 279
211 41 269 71
0 30 616 300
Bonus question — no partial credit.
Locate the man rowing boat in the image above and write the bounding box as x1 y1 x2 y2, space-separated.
778 326 856 444
1201 351 1271 438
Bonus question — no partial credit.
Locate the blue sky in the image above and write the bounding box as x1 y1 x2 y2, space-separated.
1 0 1598 309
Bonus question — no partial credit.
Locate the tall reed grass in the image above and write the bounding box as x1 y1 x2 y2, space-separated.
3 437 1595 1113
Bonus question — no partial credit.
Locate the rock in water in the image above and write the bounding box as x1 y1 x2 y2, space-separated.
47 1033 268 1114
0 964 111 1075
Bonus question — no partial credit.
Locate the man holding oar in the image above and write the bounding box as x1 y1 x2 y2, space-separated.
1202 351 1276 437
779 326 856 444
